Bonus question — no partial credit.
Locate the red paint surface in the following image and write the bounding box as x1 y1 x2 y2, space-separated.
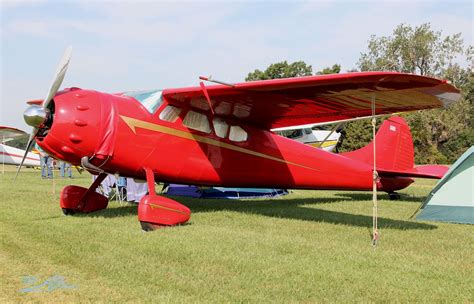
37 72 457 192
33 72 459 226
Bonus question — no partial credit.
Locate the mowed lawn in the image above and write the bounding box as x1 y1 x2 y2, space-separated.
0 166 472 303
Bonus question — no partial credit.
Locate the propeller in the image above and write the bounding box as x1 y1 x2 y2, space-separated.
15 46 72 180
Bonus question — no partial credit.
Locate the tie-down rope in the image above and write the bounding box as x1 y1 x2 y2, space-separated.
371 95 379 248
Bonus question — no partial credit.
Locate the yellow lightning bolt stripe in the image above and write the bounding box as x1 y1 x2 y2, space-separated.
120 115 318 171
308 141 338 148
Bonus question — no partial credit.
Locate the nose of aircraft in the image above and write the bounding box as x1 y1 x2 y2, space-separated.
23 105 48 128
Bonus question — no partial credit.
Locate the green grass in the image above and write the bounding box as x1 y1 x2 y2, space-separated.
1 166 472 303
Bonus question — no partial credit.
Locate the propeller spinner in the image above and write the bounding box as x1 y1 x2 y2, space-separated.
15 46 72 179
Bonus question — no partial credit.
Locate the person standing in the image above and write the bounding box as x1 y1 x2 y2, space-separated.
59 161 72 178
36 143 53 178
64 162 72 178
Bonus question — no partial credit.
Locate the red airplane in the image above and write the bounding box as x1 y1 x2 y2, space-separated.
18 48 461 230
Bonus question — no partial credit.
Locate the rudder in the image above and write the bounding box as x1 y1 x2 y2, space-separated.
341 116 414 171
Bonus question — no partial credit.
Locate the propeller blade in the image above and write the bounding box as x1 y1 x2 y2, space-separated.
14 131 37 180
16 46 73 180
43 46 72 109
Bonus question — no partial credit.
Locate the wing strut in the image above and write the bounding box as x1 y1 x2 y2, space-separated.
371 95 379 248
199 81 214 114
199 75 236 115
317 121 344 149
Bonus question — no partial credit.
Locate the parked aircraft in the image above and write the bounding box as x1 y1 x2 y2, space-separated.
276 128 341 152
1 126 40 168
17 47 460 230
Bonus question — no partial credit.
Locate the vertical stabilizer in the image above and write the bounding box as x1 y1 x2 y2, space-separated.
341 116 414 171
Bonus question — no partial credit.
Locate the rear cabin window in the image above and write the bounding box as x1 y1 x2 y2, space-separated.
280 129 303 139
229 126 248 142
123 90 163 113
213 118 229 138
159 105 181 122
183 111 211 133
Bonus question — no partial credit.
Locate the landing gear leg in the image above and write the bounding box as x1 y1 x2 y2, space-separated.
60 173 109 214
388 192 401 200
138 168 191 231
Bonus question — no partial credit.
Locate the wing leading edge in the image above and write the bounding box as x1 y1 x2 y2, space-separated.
162 72 460 130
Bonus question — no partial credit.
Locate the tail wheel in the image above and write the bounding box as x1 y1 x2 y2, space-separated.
388 192 401 200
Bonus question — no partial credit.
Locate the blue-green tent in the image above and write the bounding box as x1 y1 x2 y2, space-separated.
417 146 473 224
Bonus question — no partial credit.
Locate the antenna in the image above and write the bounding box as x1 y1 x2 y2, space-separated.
199 76 235 87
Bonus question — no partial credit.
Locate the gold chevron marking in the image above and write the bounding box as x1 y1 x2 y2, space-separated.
148 203 189 215
120 115 318 171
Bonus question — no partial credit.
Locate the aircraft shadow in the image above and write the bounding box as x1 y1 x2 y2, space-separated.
78 204 138 219
335 192 425 203
182 196 435 230
80 194 435 230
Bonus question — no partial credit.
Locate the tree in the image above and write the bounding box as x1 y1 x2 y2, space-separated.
246 61 312 81
317 64 341 75
340 23 473 163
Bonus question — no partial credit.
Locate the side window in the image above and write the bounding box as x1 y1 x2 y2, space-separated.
183 111 211 133
304 128 312 135
213 118 229 138
159 105 181 122
229 126 248 142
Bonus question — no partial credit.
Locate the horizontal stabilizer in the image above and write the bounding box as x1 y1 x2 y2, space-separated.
378 165 449 179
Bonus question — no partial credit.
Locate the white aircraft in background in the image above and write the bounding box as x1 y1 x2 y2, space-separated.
1 126 40 168
273 115 390 152
276 128 341 152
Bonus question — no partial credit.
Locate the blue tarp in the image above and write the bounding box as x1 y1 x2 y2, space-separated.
165 184 288 199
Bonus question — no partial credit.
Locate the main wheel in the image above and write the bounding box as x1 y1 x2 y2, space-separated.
62 208 76 215
140 221 165 232
388 192 401 200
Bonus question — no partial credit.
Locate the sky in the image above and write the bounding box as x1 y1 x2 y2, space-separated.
1 0 472 130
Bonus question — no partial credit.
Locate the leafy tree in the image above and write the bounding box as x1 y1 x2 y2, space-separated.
246 61 312 81
317 64 341 75
339 23 472 164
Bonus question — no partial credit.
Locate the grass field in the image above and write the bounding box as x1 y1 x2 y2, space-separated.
1 166 472 303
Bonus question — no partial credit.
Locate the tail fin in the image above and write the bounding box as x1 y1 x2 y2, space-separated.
342 116 414 171
342 116 448 179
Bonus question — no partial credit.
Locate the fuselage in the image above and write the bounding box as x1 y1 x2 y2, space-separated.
36 88 408 192
1 144 40 167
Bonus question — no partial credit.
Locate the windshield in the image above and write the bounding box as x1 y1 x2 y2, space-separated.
123 90 163 113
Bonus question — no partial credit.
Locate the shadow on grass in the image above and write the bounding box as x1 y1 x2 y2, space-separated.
183 195 435 230
74 204 138 219
80 193 436 230
335 192 426 203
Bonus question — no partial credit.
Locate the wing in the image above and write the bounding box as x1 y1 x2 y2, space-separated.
162 72 460 130
0 126 28 141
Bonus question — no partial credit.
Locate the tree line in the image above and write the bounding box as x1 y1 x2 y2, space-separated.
246 23 473 164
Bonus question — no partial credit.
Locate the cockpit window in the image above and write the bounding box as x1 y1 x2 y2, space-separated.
183 111 211 133
159 105 181 122
229 126 248 142
123 90 163 113
213 118 229 138
280 129 303 139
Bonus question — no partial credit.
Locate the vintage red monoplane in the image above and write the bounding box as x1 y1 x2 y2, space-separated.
18 47 460 230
